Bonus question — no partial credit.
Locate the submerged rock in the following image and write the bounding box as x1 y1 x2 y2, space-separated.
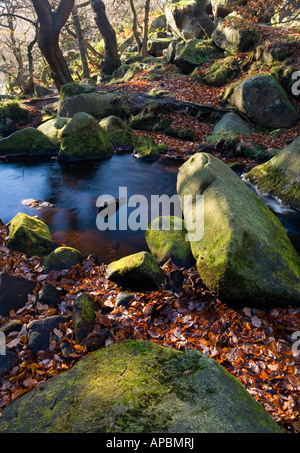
7 213 54 257
0 340 283 433
133 135 166 161
106 251 165 290
244 136 300 211
177 153 300 307
145 216 194 267
57 112 113 161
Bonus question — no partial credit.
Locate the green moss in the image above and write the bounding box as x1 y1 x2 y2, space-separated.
133 135 162 161
146 216 194 266
60 83 94 99
177 153 300 307
0 127 58 156
42 246 83 273
7 213 54 257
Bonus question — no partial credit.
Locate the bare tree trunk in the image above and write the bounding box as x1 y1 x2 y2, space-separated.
90 0 120 75
72 6 90 79
129 0 142 54
31 0 75 90
141 0 151 57
26 31 38 94
194 0 216 38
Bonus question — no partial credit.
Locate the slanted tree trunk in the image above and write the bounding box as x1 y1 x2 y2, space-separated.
90 0 120 75
31 0 75 90
72 6 90 79
194 0 216 38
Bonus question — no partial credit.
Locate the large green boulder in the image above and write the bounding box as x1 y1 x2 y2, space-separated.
0 340 283 433
7 213 54 257
145 216 194 267
177 153 300 307
0 128 58 157
106 251 165 290
244 136 300 211
42 246 83 273
58 92 122 119
57 112 113 161
227 74 299 129
37 117 70 147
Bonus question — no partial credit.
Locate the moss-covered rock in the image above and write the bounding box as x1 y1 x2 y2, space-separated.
198 55 243 87
147 38 178 57
42 246 83 273
244 136 300 211
7 213 54 257
59 82 94 99
227 74 299 129
57 112 113 161
73 293 98 344
106 251 165 290
174 39 223 73
58 92 122 119
212 20 254 54
177 153 300 308
99 115 131 134
146 216 194 267
0 128 58 157
133 135 166 161
212 113 252 137
109 129 135 151
0 340 283 433
37 117 70 147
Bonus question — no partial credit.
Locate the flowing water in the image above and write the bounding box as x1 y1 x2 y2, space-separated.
0 155 299 263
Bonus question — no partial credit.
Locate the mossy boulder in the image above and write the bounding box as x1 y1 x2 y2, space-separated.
133 135 166 161
0 340 283 433
0 128 58 157
58 92 122 119
7 213 54 257
174 39 223 73
73 293 98 344
59 82 94 99
0 100 30 137
199 55 243 87
244 136 300 211
146 216 194 267
37 117 70 147
212 113 252 137
177 153 300 308
106 251 165 290
227 74 299 129
147 38 178 57
42 246 83 273
212 20 254 54
165 1 204 40
57 112 113 161
99 115 131 134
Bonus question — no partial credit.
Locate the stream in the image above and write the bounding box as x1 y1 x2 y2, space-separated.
0 155 299 263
